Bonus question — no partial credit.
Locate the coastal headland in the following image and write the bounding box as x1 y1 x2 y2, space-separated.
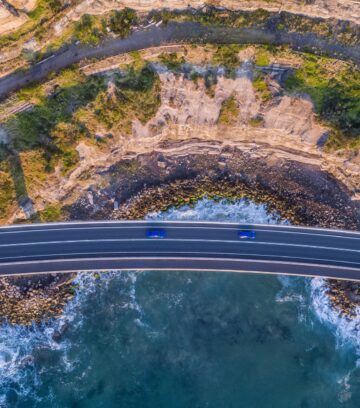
0 1 358 325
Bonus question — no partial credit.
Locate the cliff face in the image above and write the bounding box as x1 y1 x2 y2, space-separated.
0 0 359 36
3 65 358 223
131 70 326 145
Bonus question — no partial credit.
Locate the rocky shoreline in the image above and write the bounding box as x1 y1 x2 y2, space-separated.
326 280 360 320
69 145 360 230
2 143 360 325
68 146 360 320
0 273 76 325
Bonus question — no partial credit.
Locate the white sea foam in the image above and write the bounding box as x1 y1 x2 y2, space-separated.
310 278 360 353
1 196 355 403
146 197 288 224
338 370 353 403
0 270 144 403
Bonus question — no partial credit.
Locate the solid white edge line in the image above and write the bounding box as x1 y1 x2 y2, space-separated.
1 256 360 271
1 268 360 282
0 251 359 267
0 225 359 242
0 221 358 236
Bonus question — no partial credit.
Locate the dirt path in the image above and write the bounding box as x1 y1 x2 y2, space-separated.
0 21 359 100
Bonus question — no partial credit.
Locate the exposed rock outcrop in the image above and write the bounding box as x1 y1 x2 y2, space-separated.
6 67 360 222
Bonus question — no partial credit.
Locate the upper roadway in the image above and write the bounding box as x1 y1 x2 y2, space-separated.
0 221 359 280
1 21 359 100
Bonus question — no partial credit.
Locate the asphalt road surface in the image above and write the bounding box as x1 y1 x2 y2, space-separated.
0 221 359 280
1 22 359 100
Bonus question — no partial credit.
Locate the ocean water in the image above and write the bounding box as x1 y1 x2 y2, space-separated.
0 198 360 407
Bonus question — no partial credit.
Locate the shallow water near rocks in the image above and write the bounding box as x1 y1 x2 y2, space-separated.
0 198 359 407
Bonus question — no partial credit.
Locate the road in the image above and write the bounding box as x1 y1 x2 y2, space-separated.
0 21 359 100
0 221 359 280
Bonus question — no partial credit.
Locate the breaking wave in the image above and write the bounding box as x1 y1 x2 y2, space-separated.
310 278 360 353
146 197 288 224
0 196 358 406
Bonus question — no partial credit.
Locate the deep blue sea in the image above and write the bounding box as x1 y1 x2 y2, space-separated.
1 198 359 407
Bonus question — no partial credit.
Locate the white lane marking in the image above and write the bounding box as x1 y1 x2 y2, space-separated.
0 238 359 254
0 226 358 244
0 251 359 267
0 222 359 238
0 219 358 234
1 256 360 273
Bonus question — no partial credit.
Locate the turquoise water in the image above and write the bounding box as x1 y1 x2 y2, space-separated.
0 198 359 407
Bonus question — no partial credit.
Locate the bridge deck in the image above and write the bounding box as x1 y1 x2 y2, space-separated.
0 222 359 280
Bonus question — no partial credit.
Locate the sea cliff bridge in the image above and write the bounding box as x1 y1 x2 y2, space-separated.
0 221 359 280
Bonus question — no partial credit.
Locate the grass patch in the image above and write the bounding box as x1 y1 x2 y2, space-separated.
149 7 359 47
255 49 271 66
19 149 49 190
109 8 138 38
5 74 105 177
253 74 272 102
92 65 161 133
218 94 239 125
248 117 264 127
8 75 104 152
38 204 64 222
0 155 16 219
74 14 107 45
159 52 186 70
16 82 46 104
284 54 360 146
212 45 240 69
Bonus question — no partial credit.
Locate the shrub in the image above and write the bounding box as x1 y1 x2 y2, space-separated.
109 8 137 38
218 95 239 125
285 56 360 140
159 52 186 70
213 45 240 69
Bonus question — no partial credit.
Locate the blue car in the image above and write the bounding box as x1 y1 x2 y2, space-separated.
146 229 167 238
238 230 256 240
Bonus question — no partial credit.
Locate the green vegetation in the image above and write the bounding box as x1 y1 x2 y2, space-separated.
93 65 161 133
5 72 105 177
109 8 138 38
0 0 61 48
149 7 359 47
48 0 64 13
0 60 164 220
74 14 107 45
249 117 265 127
253 74 272 102
159 52 186 70
4 62 161 181
212 45 240 69
254 49 271 66
8 76 104 152
0 154 16 219
151 7 271 29
218 95 239 125
284 54 360 148
37 204 63 222
277 12 332 38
